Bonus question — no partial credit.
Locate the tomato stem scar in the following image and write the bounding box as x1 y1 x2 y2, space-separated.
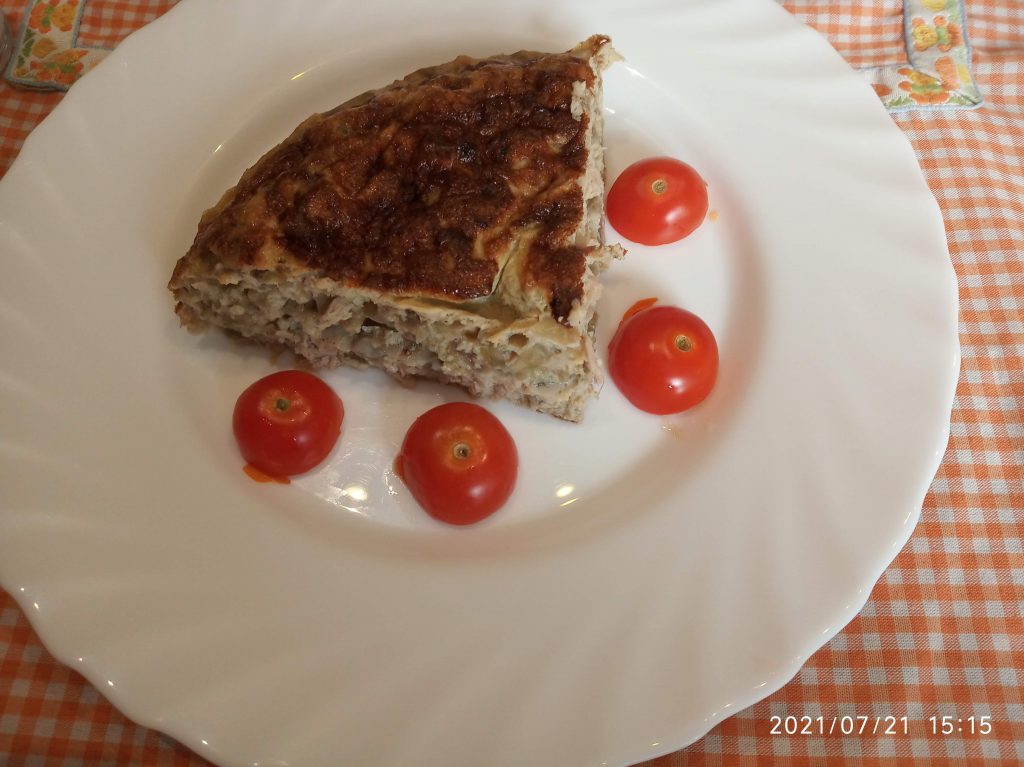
652 179 667 195
453 442 471 460
275 397 290 411
675 335 692 352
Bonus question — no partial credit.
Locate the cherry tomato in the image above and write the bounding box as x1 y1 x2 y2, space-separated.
233 370 344 478
608 303 718 414
395 402 518 526
606 157 709 245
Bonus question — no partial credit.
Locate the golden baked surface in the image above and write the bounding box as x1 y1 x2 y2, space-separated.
176 37 610 319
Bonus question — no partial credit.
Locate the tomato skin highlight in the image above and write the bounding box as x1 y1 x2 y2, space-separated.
608 305 719 415
233 370 344 479
606 157 709 246
396 402 518 526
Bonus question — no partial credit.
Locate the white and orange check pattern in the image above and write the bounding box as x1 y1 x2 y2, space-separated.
1 1 1022 765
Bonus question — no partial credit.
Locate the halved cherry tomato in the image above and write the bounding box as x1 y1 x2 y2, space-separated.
606 157 709 245
395 402 518 526
608 303 718 414
233 370 344 479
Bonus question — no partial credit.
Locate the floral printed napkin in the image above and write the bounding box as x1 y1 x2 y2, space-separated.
5 0 105 88
864 0 983 109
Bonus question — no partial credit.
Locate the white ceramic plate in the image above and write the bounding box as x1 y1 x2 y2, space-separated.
0 0 958 765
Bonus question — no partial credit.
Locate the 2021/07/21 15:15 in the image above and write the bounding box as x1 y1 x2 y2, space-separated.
768 715 995 736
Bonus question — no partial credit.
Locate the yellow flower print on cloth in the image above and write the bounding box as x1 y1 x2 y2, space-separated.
29 0 76 33
862 0 981 111
911 16 963 52
897 57 961 105
5 0 108 91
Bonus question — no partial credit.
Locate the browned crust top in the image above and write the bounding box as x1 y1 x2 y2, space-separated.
174 38 609 314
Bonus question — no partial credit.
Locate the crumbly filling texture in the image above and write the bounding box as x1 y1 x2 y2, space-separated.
175 268 602 420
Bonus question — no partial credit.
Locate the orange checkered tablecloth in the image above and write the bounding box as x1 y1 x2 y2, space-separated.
1 1 1021 765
